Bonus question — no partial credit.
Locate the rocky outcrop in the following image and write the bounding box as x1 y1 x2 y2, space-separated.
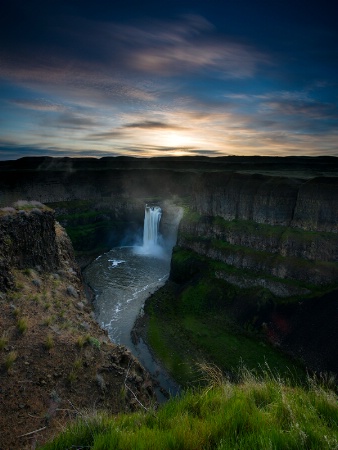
0 205 156 449
0 204 60 291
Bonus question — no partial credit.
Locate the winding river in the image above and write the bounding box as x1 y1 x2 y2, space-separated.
83 243 180 402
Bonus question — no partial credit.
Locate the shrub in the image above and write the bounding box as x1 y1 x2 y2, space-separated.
17 318 28 334
44 334 54 350
76 336 86 348
87 336 101 349
73 358 83 370
5 351 17 371
76 335 101 349
43 316 54 326
0 333 9 350
23 268 32 277
67 371 77 384
12 307 20 317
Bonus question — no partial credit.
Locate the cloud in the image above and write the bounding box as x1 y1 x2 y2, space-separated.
118 144 198 156
54 112 97 128
262 99 337 120
9 98 67 112
87 130 127 141
0 14 270 98
109 16 269 78
123 120 186 130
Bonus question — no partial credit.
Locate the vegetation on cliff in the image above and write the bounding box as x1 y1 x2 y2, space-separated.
141 280 304 387
41 366 338 450
141 245 338 386
0 208 155 449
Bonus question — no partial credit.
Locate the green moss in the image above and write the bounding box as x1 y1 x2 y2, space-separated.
181 207 202 224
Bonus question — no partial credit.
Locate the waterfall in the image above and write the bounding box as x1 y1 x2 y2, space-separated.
143 205 162 250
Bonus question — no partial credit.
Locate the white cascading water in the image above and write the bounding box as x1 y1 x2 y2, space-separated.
143 205 162 251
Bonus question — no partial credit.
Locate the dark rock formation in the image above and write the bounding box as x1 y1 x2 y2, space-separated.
189 172 338 232
0 206 60 291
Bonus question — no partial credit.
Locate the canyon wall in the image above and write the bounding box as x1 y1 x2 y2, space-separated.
0 205 156 448
190 172 338 232
1 158 338 233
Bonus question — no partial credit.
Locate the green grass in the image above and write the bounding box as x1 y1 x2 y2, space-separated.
65 220 121 253
0 334 9 350
40 370 338 450
145 278 305 387
4 351 17 371
44 334 54 350
17 317 28 334
182 316 302 380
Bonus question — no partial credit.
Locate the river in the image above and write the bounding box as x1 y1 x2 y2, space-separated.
83 245 181 402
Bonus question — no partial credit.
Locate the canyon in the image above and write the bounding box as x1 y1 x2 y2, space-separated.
0 156 338 446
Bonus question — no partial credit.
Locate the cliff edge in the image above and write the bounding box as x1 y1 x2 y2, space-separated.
0 203 156 450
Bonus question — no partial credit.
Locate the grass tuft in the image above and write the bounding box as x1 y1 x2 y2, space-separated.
4 351 17 371
41 367 338 450
44 334 54 350
17 317 28 334
0 332 9 350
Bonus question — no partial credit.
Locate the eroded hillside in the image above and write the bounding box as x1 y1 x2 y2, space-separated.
0 204 155 449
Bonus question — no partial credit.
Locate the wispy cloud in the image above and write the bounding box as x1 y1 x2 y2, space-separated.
9 98 67 112
0 6 337 159
0 15 270 97
53 112 98 129
124 120 186 130
87 130 127 141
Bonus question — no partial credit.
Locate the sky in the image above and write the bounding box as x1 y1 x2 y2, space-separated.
0 0 337 160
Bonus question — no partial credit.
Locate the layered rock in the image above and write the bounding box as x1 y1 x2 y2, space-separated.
190 173 338 232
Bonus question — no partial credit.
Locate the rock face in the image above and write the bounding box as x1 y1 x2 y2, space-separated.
178 216 338 289
0 206 156 449
190 173 338 232
0 207 59 287
169 173 338 375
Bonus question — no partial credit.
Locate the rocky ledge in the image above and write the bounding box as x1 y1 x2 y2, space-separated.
0 203 156 449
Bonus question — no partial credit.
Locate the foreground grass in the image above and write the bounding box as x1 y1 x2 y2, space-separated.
41 369 338 449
